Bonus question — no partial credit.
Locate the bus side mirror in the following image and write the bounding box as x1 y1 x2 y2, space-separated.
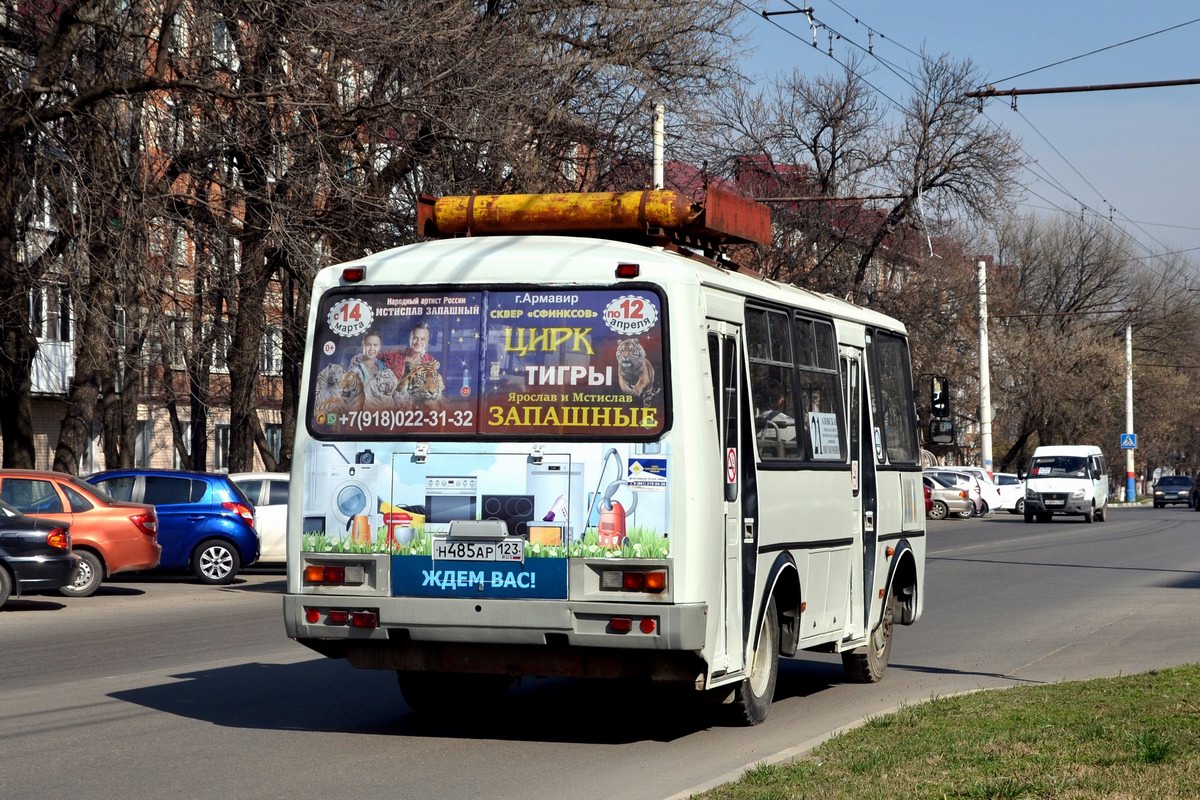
929 419 954 445
930 375 950 418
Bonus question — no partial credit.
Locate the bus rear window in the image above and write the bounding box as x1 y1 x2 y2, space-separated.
308 288 666 439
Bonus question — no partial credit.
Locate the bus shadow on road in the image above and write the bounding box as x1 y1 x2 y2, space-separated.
109 655 851 743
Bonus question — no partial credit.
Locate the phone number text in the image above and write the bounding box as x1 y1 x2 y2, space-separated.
341 409 475 429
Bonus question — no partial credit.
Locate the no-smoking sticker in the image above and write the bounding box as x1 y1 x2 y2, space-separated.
726 448 737 484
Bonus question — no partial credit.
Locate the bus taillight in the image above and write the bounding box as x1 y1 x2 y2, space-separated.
602 569 667 593
303 563 366 585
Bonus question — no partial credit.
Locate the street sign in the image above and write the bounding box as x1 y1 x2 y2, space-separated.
1120 433 1137 449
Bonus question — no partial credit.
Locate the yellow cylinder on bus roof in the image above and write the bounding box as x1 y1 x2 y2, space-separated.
427 190 703 236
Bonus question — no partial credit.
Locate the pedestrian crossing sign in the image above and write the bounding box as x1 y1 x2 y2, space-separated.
1120 433 1136 449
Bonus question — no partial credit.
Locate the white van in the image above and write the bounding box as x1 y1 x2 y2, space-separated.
1022 445 1110 523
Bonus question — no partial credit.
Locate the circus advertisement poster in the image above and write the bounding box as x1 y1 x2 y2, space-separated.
309 292 484 436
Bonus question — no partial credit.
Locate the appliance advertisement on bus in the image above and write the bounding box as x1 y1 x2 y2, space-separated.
301 287 671 599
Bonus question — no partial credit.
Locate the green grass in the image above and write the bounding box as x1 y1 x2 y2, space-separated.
694 664 1200 800
301 526 670 558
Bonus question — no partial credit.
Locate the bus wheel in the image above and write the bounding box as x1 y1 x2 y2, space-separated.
732 597 779 726
397 671 512 716
842 592 895 683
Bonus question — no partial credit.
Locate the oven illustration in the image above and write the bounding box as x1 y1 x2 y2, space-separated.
424 476 478 526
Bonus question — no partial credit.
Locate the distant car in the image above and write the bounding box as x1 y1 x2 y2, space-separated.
0 499 77 608
924 469 989 516
1152 475 1194 508
0 469 161 597
923 475 973 520
230 472 288 564
938 466 1004 514
992 472 1026 515
84 469 259 584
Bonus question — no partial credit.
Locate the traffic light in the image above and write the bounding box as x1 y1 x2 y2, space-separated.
930 375 950 418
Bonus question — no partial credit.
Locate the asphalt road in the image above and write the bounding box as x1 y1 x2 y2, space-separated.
2 506 1198 800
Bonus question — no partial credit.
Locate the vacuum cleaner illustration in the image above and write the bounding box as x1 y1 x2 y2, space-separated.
586 448 639 549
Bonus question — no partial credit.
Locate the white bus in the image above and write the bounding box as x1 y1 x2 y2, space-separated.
282 188 925 724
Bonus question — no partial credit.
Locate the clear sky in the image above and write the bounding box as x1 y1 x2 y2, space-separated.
734 1 1200 265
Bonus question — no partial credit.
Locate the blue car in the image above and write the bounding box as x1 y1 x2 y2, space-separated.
84 469 259 584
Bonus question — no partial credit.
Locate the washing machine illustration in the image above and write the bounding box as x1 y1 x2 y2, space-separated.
327 463 384 536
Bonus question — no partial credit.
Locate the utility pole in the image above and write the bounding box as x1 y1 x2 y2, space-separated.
652 103 664 190
1125 323 1136 501
978 260 993 479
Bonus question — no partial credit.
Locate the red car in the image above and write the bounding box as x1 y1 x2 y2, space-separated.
0 470 160 597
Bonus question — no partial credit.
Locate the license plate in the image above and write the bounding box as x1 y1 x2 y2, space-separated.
432 537 525 564
1045 500 1064 506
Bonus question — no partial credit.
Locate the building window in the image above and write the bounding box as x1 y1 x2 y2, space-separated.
29 284 72 341
135 420 151 467
215 424 230 472
260 327 282 376
265 423 283 462
167 316 188 368
208 318 232 372
173 422 192 469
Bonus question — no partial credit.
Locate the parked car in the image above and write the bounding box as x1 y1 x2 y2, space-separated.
1152 474 1194 508
0 499 77 608
923 475 973 520
992 472 1026 514
84 469 259 584
0 469 160 597
924 469 989 516
230 472 288 564
937 466 1004 514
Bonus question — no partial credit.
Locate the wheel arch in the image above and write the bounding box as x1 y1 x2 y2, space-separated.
884 541 920 626
756 552 801 656
73 544 109 578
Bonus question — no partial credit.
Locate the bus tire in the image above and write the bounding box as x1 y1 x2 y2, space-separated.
397 671 512 716
842 592 895 683
732 597 779 726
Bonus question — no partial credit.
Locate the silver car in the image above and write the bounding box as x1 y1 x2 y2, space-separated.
923 475 973 520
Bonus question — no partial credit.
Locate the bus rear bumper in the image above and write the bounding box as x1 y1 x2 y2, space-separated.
284 594 709 681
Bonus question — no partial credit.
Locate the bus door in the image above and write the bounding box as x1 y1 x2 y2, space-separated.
708 322 744 675
841 350 876 639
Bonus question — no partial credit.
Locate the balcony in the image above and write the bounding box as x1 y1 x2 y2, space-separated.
32 340 74 395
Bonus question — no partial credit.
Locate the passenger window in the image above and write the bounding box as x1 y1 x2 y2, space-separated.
97 477 135 502
751 364 799 460
0 479 64 514
144 476 194 505
268 481 289 505
63 484 95 513
234 481 259 503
